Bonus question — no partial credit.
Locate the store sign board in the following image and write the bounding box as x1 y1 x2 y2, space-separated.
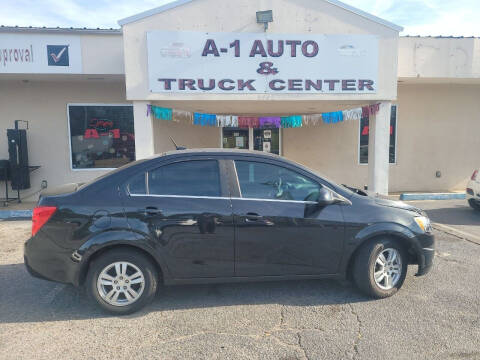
0 33 82 73
147 31 378 94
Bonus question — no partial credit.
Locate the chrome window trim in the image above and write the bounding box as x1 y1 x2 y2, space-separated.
129 194 230 200
128 193 317 204
232 197 318 204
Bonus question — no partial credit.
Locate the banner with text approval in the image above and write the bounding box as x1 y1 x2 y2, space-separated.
147 31 378 94
0 33 82 74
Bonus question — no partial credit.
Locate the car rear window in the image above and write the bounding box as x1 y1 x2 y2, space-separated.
148 160 221 197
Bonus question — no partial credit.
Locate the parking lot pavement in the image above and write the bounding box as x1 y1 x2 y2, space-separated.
408 199 480 241
1 221 479 360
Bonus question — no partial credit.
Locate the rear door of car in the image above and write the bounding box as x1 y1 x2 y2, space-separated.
121 156 235 279
229 157 345 277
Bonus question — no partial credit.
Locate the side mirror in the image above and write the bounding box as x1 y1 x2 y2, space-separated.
317 187 335 206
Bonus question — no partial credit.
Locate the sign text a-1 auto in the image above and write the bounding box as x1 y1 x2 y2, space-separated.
154 37 376 93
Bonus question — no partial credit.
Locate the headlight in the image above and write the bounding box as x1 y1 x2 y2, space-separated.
414 216 432 233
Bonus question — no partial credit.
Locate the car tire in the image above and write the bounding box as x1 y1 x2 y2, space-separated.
468 199 480 211
352 238 408 299
86 249 158 315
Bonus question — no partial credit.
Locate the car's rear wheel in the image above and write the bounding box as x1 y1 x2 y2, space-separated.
352 238 408 298
86 249 158 314
468 199 480 211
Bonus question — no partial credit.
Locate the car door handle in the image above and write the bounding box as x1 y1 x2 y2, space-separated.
245 212 262 222
144 206 162 216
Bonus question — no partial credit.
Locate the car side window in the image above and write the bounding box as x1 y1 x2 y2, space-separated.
148 160 221 197
128 172 147 194
234 160 321 201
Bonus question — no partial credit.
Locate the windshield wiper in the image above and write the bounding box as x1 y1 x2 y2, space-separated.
342 184 368 196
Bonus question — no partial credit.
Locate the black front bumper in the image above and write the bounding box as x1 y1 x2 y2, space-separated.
414 232 435 276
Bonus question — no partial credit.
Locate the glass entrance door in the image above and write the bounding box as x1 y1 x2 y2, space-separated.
253 128 280 155
222 127 281 154
222 128 249 149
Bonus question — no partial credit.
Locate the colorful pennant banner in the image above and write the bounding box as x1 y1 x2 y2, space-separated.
147 104 381 128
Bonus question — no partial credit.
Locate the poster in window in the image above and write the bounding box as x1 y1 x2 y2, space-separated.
69 105 135 169
235 136 244 148
358 105 397 164
263 130 272 139
263 141 271 153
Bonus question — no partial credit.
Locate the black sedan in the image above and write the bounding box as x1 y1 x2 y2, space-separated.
25 149 434 314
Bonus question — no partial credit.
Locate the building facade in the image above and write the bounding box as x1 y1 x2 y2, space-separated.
1 0 479 201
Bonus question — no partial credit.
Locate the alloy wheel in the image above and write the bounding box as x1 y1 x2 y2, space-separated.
96 261 145 307
373 248 402 290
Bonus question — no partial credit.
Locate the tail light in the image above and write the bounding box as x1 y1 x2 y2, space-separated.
32 206 57 236
471 170 478 181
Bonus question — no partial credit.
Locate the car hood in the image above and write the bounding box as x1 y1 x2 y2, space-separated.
372 195 425 216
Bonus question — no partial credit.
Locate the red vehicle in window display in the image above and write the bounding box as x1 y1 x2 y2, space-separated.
78 118 135 167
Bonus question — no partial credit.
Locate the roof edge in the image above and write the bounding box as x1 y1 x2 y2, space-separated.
0 26 121 35
323 0 403 32
117 0 403 32
118 0 194 26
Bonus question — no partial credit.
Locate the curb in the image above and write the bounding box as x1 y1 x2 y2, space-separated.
400 193 466 201
433 223 480 246
0 210 33 220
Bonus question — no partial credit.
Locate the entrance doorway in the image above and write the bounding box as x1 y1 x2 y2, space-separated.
222 128 281 155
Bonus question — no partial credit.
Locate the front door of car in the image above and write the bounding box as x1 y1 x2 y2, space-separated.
231 159 345 277
121 158 235 279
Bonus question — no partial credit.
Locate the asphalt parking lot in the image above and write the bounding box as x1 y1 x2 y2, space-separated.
1 215 479 359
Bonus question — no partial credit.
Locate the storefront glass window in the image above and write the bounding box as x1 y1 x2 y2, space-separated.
222 128 249 149
222 127 280 154
359 105 397 164
68 105 135 169
253 128 280 155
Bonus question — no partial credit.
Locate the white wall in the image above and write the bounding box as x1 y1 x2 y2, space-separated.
398 37 480 80
0 79 128 200
81 34 124 74
390 83 480 192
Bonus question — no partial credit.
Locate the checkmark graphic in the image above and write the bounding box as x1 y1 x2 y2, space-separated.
50 47 67 63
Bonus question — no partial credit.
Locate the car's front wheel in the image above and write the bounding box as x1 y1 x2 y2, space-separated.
468 199 480 211
86 249 158 314
352 238 408 298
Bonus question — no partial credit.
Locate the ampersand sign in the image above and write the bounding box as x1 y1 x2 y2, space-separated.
257 62 279 75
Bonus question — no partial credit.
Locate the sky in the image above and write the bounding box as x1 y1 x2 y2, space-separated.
0 0 479 36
